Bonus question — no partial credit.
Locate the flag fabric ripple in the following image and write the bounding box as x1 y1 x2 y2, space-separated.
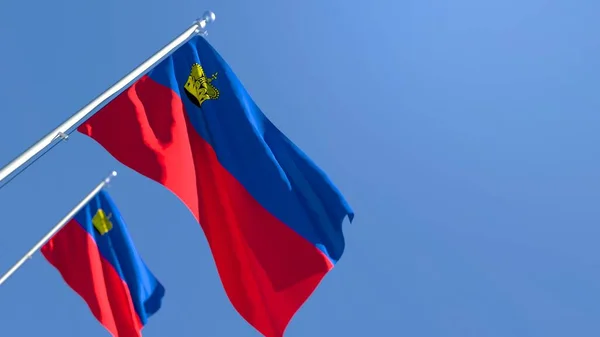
77 35 354 336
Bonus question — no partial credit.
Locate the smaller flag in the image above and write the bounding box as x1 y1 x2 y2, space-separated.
41 190 164 337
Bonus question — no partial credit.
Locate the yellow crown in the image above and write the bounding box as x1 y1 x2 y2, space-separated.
184 63 219 107
92 209 113 235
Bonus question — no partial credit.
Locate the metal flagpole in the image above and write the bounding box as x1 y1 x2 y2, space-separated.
0 11 216 186
0 171 118 286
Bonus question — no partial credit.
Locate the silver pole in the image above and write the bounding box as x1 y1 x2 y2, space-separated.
0 11 216 185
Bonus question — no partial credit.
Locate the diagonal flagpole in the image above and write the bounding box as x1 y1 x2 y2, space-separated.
0 11 216 188
0 171 118 286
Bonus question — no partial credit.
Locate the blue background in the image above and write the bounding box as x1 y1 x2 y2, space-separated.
1 0 599 336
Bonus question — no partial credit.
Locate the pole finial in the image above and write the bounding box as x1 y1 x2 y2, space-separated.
195 10 216 35
104 170 118 184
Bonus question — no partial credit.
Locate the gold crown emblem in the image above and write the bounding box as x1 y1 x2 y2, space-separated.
92 209 113 235
183 63 219 107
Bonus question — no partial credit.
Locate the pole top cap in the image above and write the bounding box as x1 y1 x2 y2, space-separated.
195 11 216 35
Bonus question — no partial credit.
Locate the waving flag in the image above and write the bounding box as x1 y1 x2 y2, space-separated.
41 190 164 337
78 35 353 337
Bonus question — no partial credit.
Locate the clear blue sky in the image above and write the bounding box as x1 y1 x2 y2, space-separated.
1 0 600 336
